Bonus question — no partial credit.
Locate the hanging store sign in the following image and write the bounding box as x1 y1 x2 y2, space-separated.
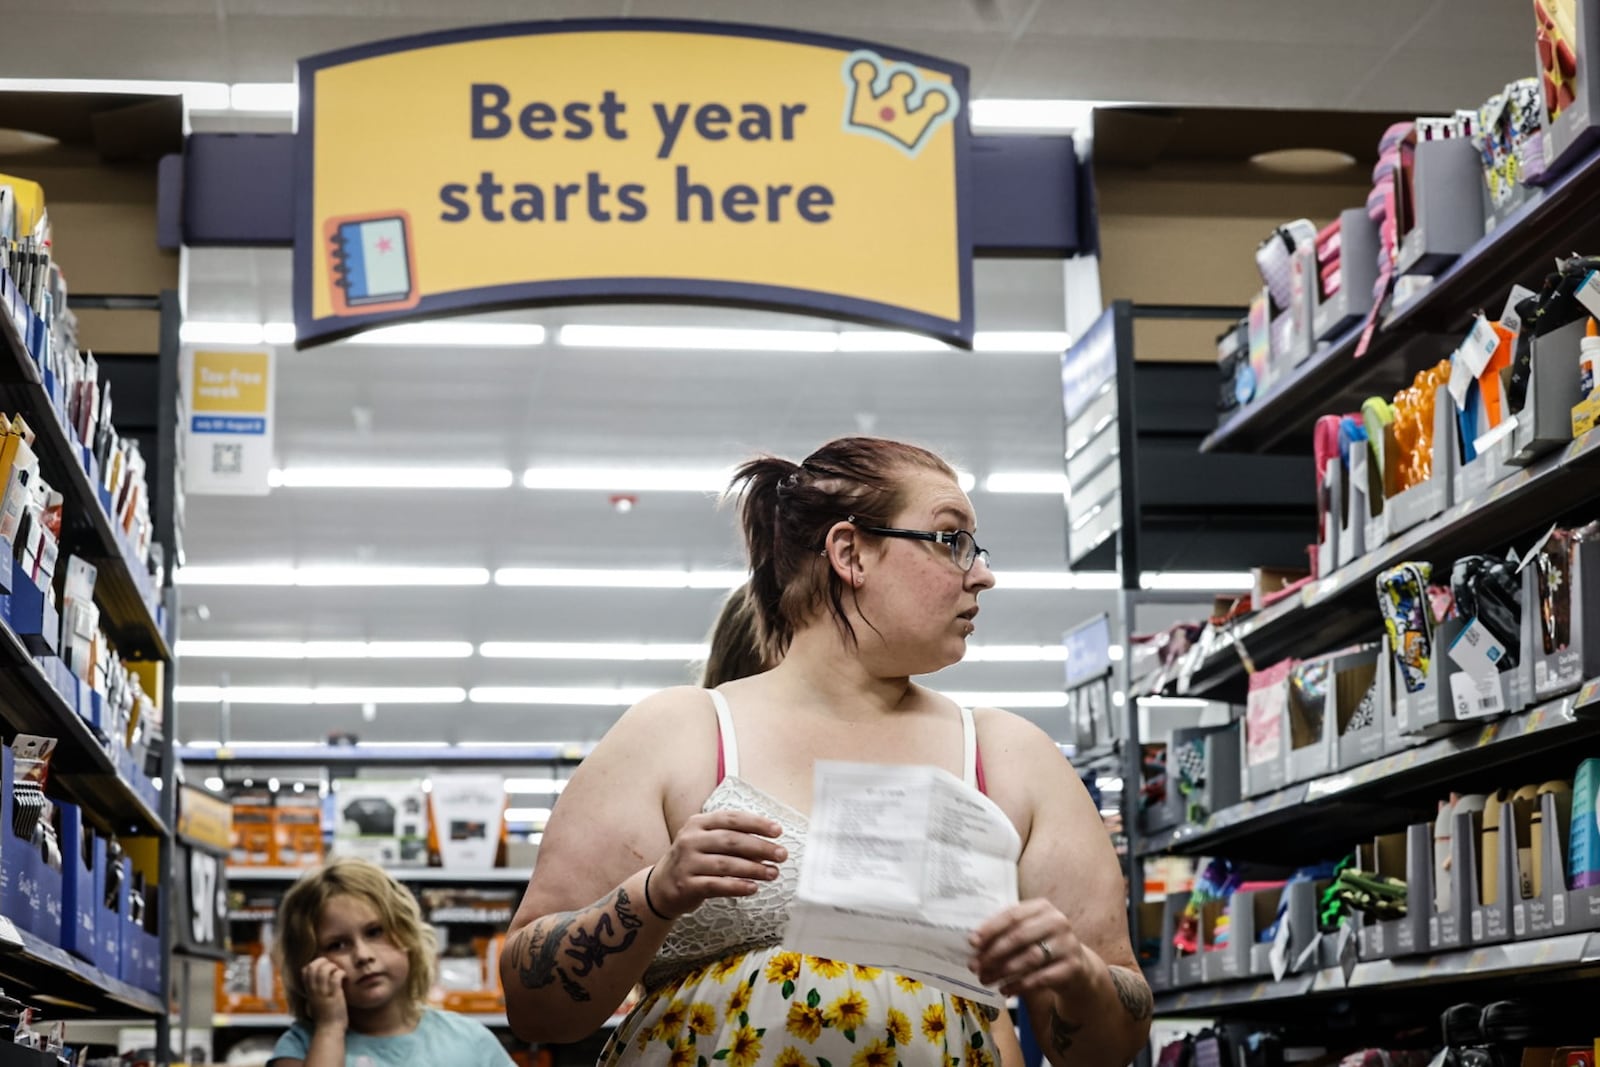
183 347 274 496
293 20 973 347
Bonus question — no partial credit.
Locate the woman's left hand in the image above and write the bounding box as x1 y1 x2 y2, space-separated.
968 898 1094 998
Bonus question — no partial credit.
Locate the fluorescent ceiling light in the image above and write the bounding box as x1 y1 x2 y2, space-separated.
180 321 270 346
558 324 838 352
262 322 297 345
481 642 710 661
345 322 545 346
838 332 948 352
968 99 1098 132
973 331 1073 353
175 686 467 705
995 571 1118 590
521 467 731 492
0 78 231 110
940 691 1068 709
493 568 745 589
178 640 473 660
1140 571 1252 591
203 776 225 792
1137 696 1212 709
230 82 298 112
954 470 977 492
176 565 490 587
271 467 515 489
504 778 570 794
983 472 1068 494
504 807 554 824
962 645 1070 663
470 687 655 706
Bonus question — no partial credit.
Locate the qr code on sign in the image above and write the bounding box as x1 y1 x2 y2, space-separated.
212 442 243 475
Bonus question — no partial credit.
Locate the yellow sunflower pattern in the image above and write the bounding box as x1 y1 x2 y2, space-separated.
599 948 999 1067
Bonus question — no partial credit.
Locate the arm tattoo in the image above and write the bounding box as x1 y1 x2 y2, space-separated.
1048 1008 1082 1057
515 888 646 1003
1108 965 1153 1022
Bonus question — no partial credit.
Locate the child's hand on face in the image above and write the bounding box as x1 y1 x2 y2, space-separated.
304 958 350 1031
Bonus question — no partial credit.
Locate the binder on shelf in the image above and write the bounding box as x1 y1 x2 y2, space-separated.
1381 387 1456 537
1358 823 1431 959
1537 0 1600 178
1531 534 1600 699
1312 210 1380 342
1199 889 1277 983
1332 646 1384 769
1395 138 1487 277
1244 661 1292 797
1516 781 1600 937
1286 657 1338 783
1472 795 1518 945
55 801 98 963
1393 616 1502 739
1139 898 1174 991
1317 459 1342 580
1509 318 1587 466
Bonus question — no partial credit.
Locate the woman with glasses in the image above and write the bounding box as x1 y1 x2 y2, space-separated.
503 436 1150 1067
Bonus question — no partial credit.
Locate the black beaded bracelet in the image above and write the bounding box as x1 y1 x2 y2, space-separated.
643 866 675 921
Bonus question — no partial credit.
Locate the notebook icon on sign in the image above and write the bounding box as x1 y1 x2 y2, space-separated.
324 210 421 316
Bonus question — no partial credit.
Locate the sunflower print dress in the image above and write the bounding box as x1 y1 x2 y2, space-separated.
598 694 1002 1067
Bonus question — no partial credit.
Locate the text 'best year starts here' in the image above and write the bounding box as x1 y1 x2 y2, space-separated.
297 24 972 346
441 87 836 224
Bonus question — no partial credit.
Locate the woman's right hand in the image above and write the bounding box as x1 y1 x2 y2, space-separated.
649 810 787 918
302 958 350 1031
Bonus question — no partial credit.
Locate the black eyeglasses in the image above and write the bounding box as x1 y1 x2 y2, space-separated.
848 518 990 573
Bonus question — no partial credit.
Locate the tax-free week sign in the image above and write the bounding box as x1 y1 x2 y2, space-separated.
293 20 973 347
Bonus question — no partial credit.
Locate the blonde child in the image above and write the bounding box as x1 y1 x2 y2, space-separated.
269 856 515 1067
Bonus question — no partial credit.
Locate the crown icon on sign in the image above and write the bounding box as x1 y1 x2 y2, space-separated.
841 50 960 158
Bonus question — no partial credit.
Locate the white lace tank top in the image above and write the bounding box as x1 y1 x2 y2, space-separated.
640 690 982 992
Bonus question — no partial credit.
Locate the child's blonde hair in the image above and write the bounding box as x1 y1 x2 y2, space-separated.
274 856 437 1025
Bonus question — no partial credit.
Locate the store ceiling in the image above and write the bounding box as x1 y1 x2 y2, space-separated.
3 0 1538 746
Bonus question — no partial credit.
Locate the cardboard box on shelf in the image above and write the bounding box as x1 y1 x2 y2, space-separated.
333 778 429 868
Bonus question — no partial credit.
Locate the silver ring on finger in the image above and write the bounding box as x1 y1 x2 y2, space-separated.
1037 938 1053 965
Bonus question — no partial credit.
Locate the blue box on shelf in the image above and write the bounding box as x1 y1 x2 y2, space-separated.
0 747 40 938
92 835 120 975
9 560 58 657
55 801 99 963
113 855 131 970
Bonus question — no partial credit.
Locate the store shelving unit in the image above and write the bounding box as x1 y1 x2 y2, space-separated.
1203 139 1600 455
1154 931 1600 1016
1136 693 1600 863
1137 128 1600 1042
0 282 181 1035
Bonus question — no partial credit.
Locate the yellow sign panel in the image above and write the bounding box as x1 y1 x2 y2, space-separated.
294 21 973 346
190 350 270 414
178 784 234 853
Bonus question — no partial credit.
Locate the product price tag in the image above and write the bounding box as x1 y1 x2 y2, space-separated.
1292 931 1324 974
1474 415 1518 455
1338 924 1359 986
1448 617 1507 680
1450 671 1506 720
1269 916 1293 982
1499 284 1537 332
1518 523 1558 572
1448 351 1474 410
1349 448 1369 500
1462 314 1500 377
1577 269 1600 320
